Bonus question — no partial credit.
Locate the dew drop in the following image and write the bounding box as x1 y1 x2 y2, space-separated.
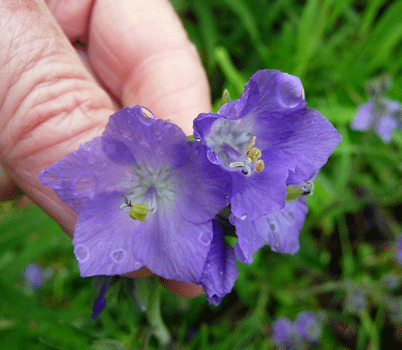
74 244 89 262
174 273 182 281
229 213 236 225
270 223 277 232
276 73 303 108
120 129 132 138
241 214 248 220
111 249 126 263
288 211 294 219
139 107 157 125
219 271 223 275
87 156 96 165
199 231 212 246
206 149 219 164
39 165 62 188
99 241 104 250
73 173 97 195
134 261 142 270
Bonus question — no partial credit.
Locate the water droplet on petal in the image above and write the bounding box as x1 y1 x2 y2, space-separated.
199 231 212 246
99 241 104 249
120 129 132 138
219 271 223 275
206 149 219 164
139 107 157 125
276 73 303 108
134 261 142 270
73 173 97 195
241 214 248 220
74 244 89 262
229 213 236 225
270 223 277 231
174 273 182 281
111 249 126 263
39 165 62 188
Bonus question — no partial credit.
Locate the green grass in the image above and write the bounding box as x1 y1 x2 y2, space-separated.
2 0 402 349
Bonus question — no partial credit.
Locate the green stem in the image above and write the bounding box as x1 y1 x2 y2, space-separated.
145 279 171 347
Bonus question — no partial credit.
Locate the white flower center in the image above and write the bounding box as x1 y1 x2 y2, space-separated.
123 164 177 215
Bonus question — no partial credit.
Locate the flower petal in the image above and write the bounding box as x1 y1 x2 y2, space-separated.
176 142 230 224
103 106 188 169
39 137 131 214
253 107 341 186
72 193 144 277
375 114 397 143
234 197 308 263
199 221 238 305
230 148 289 220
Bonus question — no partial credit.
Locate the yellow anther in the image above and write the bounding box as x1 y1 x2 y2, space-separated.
128 203 150 221
247 148 262 163
245 136 257 152
254 159 264 173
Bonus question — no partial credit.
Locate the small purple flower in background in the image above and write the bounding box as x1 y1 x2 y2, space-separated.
344 290 367 315
351 98 402 143
272 317 294 348
294 311 322 343
39 106 230 289
23 263 44 290
272 312 322 349
395 236 402 266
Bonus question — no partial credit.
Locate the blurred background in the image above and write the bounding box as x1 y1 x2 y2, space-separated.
2 0 402 349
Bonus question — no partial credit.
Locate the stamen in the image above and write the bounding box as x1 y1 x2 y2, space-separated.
245 136 256 152
229 158 252 176
119 195 132 210
254 159 265 173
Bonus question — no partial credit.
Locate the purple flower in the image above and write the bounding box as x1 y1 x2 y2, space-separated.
39 106 229 286
396 236 402 266
199 221 238 305
294 311 322 343
344 290 367 315
23 263 44 290
351 97 402 143
193 70 341 222
232 197 308 263
271 317 294 347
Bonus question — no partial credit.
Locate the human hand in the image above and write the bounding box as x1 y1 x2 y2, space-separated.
0 0 211 298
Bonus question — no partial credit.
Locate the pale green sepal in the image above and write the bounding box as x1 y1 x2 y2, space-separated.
218 88 231 110
128 203 149 221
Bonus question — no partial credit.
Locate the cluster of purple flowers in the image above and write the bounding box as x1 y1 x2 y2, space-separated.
39 70 341 305
272 312 322 349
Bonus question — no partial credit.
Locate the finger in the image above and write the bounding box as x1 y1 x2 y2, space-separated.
159 278 204 298
0 164 23 201
87 0 211 135
0 0 115 235
44 0 94 41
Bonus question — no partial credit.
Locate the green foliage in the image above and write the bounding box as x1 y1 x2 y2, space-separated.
2 0 402 349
